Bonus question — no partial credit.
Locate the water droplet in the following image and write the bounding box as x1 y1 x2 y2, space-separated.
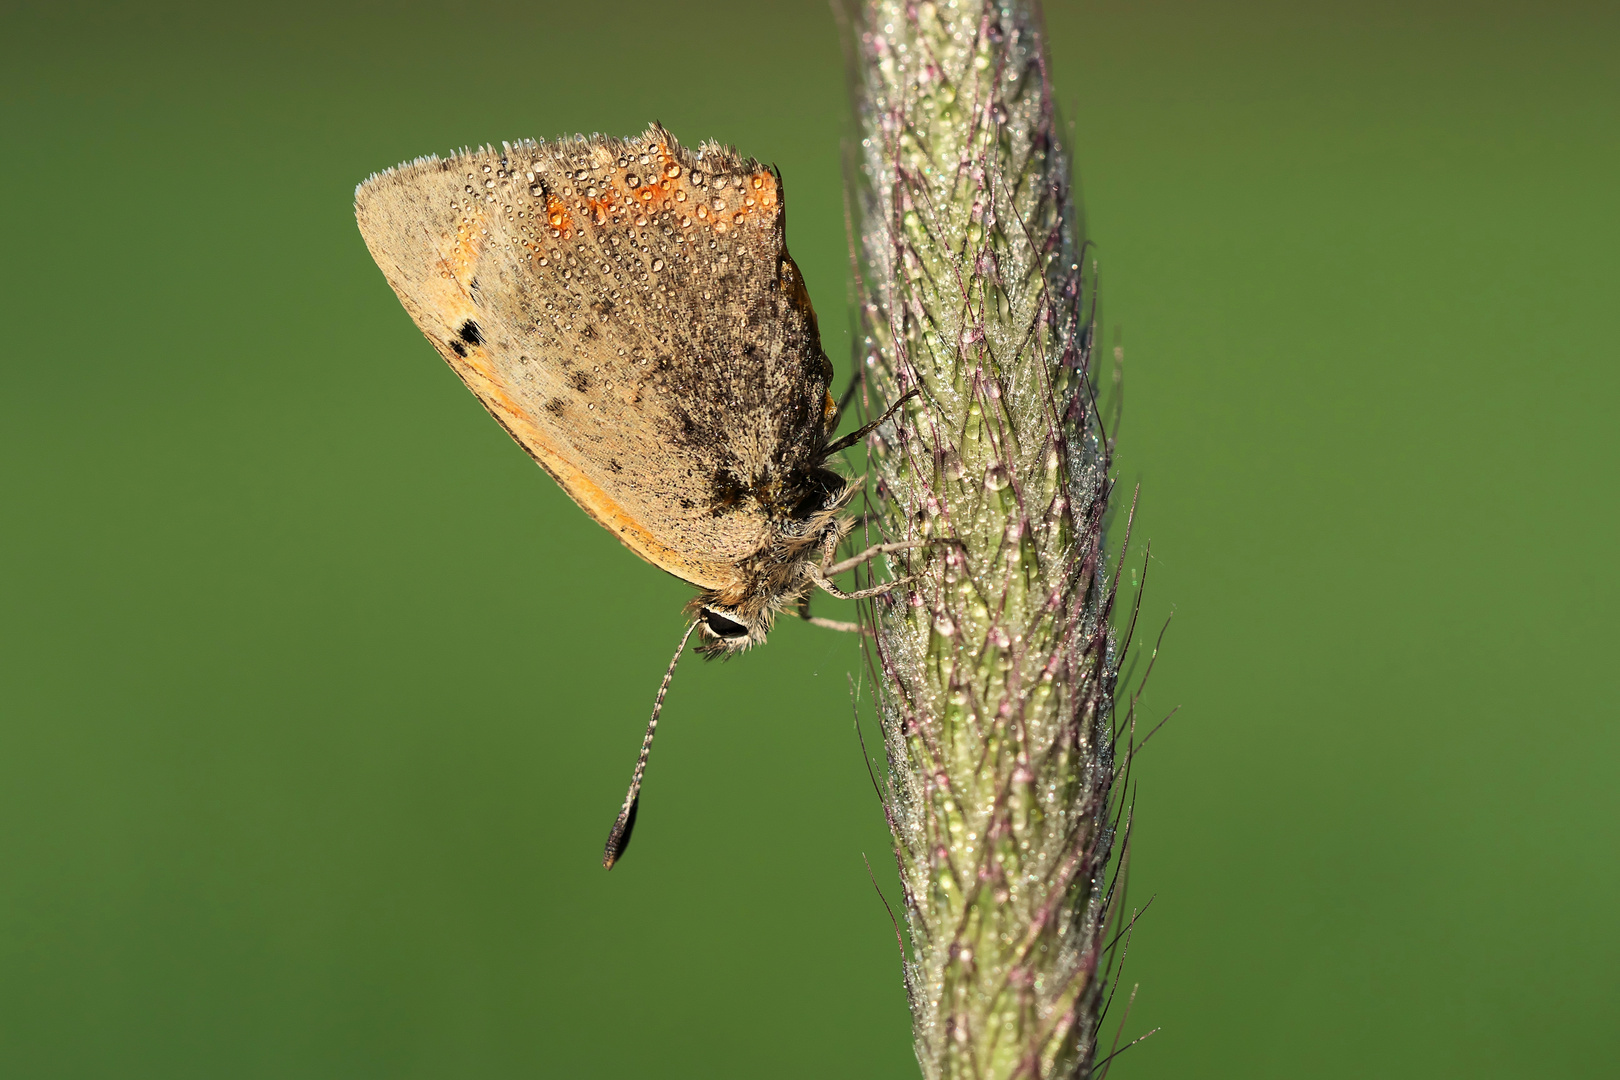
732 213 743 224
652 259 664 271
529 183 543 196
626 174 640 188
711 197 726 211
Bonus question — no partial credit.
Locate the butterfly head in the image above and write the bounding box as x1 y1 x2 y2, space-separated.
693 603 765 655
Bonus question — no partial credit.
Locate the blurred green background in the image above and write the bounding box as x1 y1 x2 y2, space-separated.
3 0 1615 1076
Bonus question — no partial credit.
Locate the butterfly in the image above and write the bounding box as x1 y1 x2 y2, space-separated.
355 124 918 867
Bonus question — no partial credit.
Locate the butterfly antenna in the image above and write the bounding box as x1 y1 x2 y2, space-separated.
823 387 920 457
602 619 700 870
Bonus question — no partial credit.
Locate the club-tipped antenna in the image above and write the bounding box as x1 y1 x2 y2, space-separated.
602 619 700 870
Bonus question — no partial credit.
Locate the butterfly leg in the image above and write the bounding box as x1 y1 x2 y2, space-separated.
823 388 920 456
824 539 941 578
797 594 869 635
808 535 964 600
807 564 918 602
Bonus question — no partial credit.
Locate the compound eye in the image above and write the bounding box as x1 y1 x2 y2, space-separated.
702 608 749 639
791 468 843 519
791 492 824 519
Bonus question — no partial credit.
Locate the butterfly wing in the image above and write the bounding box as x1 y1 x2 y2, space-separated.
355 125 835 593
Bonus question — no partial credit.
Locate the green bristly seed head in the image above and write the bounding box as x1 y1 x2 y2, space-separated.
846 1 1132 1076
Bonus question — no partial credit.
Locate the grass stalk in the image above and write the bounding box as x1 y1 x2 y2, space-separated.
841 1 1128 1075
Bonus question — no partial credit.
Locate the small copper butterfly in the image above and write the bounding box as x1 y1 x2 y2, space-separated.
356 124 919 867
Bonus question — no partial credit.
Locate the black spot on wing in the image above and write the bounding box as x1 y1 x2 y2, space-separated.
458 320 485 346
449 340 468 358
